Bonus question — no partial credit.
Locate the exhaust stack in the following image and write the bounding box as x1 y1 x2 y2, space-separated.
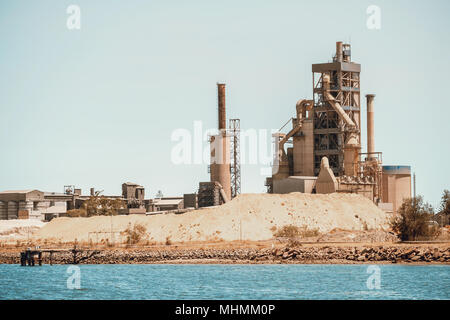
217 83 226 130
336 41 343 62
209 83 231 201
366 94 375 158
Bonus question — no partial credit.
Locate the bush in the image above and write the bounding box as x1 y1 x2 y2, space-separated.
433 190 450 227
84 194 125 217
274 225 319 238
390 196 438 241
66 209 87 217
123 223 147 245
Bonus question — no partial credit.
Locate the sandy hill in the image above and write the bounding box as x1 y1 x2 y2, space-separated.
34 192 390 243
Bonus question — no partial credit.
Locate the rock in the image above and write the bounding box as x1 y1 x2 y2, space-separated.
433 249 441 259
411 255 421 261
357 256 366 262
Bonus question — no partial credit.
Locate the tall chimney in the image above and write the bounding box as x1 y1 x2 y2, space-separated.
366 94 376 158
210 83 231 201
217 83 226 130
90 188 95 196
336 41 343 62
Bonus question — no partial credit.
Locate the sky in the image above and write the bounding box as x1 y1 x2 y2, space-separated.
0 0 449 209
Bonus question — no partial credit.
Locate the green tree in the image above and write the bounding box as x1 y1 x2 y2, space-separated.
390 196 437 241
435 189 450 226
439 189 450 216
83 192 125 217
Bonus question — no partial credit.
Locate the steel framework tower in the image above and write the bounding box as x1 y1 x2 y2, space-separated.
229 118 241 198
311 42 361 176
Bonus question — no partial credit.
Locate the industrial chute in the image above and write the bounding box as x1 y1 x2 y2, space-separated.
322 74 360 176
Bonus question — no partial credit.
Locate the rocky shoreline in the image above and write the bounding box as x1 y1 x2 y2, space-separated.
1 244 449 264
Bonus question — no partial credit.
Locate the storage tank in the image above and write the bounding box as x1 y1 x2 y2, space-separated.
7 201 18 220
0 201 7 220
382 165 412 214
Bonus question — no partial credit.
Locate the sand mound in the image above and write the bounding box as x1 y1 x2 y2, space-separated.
34 193 390 243
0 219 46 241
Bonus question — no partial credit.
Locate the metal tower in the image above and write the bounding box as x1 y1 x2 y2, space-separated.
311 42 361 176
229 118 241 198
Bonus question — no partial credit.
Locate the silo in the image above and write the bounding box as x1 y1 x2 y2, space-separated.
381 165 412 214
0 201 7 220
7 201 18 220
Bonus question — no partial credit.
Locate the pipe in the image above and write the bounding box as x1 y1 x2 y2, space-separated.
278 99 313 161
366 94 375 157
219 187 229 203
217 83 226 130
336 42 343 62
296 99 313 120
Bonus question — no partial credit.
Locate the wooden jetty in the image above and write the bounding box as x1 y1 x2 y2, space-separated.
20 246 101 266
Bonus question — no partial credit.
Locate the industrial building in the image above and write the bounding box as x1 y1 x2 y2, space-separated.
0 190 71 221
0 41 411 219
0 182 187 220
266 41 411 213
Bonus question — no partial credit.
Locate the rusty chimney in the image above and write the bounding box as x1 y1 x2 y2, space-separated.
366 94 376 158
217 83 226 130
336 41 343 62
209 83 231 201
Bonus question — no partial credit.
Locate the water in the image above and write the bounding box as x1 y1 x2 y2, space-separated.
0 264 448 300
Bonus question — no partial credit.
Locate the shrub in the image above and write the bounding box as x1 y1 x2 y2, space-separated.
390 196 438 241
84 194 125 217
66 209 87 217
123 223 147 245
274 225 299 238
274 225 319 238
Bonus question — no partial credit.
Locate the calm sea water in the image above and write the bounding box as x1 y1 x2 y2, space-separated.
0 264 448 300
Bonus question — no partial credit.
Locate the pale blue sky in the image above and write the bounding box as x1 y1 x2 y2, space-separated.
0 0 449 209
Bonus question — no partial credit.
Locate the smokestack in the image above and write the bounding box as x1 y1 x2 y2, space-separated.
210 82 231 201
217 83 226 130
366 94 376 158
336 41 343 62
90 188 95 196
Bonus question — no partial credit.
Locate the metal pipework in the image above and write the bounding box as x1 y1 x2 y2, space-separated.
336 41 343 62
322 74 356 130
295 99 313 120
278 100 313 162
366 94 376 158
217 83 226 130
